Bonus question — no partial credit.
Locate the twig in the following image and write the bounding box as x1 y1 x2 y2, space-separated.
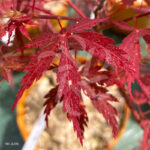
94 0 106 18
34 15 80 21
123 11 150 22
32 0 36 13
57 18 64 33
67 0 86 18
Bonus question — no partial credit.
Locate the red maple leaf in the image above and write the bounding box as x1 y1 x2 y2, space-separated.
0 0 150 149
69 31 131 72
80 58 124 88
79 58 120 137
11 33 60 111
12 18 132 144
57 37 88 144
81 80 119 137
6 15 36 44
44 85 59 127
120 29 150 103
120 30 140 95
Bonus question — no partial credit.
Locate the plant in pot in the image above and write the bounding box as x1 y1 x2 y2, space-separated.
0 0 150 150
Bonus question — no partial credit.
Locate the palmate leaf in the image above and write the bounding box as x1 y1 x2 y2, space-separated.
57 37 88 144
0 0 148 149
12 17 133 145
0 66 14 87
14 32 89 144
57 37 81 99
25 33 53 48
120 30 140 96
69 32 131 72
80 58 124 88
44 86 59 127
11 35 60 111
81 80 119 137
15 32 57 53
120 29 150 103
6 15 36 44
79 59 120 137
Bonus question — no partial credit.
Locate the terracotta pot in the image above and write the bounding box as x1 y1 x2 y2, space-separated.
16 57 130 150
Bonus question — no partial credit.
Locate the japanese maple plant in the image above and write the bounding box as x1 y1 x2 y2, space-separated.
0 0 150 149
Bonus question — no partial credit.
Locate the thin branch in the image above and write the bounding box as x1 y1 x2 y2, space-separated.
34 15 80 21
26 4 53 16
57 18 64 33
32 0 36 13
123 11 150 22
94 0 106 18
67 0 86 18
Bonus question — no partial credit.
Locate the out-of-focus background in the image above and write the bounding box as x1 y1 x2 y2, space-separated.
0 73 24 150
